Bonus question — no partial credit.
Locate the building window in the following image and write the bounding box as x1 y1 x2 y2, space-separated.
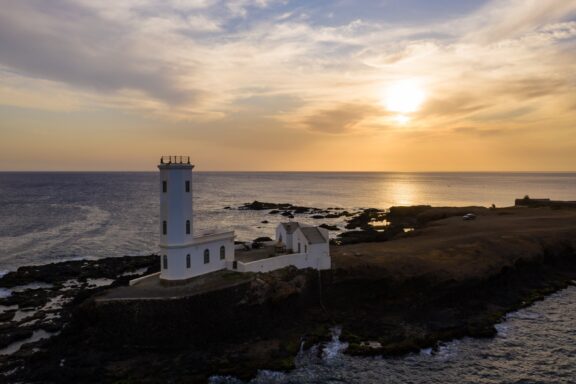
185 180 190 192
162 255 167 269
204 249 210 264
186 220 190 234
162 181 167 193
163 221 167 235
186 254 191 268
298 243 301 253
220 246 225 260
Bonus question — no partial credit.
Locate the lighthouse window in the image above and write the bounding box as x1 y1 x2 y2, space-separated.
162 255 167 269
162 181 167 193
185 180 190 192
186 220 190 234
186 254 191 268
163 221 167 235
204 249 210 264
220 246 225 260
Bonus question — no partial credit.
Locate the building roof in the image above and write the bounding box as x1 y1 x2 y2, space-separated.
299 226 328 244
280 222 300 234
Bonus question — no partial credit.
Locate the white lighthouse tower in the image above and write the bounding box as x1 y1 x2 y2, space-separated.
158 156 235 281
158 155 194 280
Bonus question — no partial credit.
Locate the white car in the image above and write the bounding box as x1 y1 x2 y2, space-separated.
463 213 477 221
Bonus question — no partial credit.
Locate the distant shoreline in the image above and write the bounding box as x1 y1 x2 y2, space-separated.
1 170 576 174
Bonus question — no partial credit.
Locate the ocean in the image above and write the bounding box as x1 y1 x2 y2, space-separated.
0 171 575 383
212 286 576 384
1 171 574 272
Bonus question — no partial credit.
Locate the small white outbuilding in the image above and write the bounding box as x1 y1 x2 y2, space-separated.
276 222 331 267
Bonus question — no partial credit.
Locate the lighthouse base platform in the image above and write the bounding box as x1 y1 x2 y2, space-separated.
96 270 252 302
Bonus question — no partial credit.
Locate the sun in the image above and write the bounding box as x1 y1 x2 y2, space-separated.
393 114 410 125
380 79 427 124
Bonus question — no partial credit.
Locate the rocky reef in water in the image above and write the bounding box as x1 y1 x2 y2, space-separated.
0 256 158 378
234 200 491 245
1 205 576 383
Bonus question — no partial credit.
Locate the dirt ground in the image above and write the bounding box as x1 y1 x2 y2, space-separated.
331 206 576 281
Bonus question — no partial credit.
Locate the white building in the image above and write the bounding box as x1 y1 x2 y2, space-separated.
155 156 330 282
276 222 330 261
158 156 234 281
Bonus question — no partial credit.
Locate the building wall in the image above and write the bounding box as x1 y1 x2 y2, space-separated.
309 242 331 270
234 251 331 273
237 224 330 273
160 235 234 280
292 229 309 254
159 166 193 247
276 225 294 251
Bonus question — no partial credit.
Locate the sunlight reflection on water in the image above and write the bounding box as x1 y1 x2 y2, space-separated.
0 172 574 271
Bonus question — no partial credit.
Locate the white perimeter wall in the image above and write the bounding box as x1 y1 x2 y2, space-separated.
233 251 331 273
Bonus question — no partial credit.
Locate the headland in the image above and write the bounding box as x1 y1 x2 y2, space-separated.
1 203 576 383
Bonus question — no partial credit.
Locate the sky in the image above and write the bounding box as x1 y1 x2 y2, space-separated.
0 0 575 171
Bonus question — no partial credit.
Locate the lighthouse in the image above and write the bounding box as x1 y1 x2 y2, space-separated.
126 156 331 286
158 156 235 281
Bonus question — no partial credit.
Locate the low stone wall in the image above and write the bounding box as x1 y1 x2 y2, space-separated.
129 271 160 286
236 252 330 273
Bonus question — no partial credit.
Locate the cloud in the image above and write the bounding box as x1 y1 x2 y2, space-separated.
420 93 489 119
0 0 575 129
0 1 198 105
301 103 383 134
452 127 506 137
464 0 576 43
1 0 576 171
187 15 222 31
499 77 570 100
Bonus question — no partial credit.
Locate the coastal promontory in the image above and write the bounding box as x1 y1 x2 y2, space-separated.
1 205 576 383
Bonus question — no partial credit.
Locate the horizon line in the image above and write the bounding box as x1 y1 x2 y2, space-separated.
1 170 575 174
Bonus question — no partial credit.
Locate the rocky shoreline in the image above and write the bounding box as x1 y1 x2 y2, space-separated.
0 257 158 376
1 205 576 383
234 200 491 245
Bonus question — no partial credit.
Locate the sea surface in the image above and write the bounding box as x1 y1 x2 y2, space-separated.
0 171 575 271
0 171 575 382
212 286 576 384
